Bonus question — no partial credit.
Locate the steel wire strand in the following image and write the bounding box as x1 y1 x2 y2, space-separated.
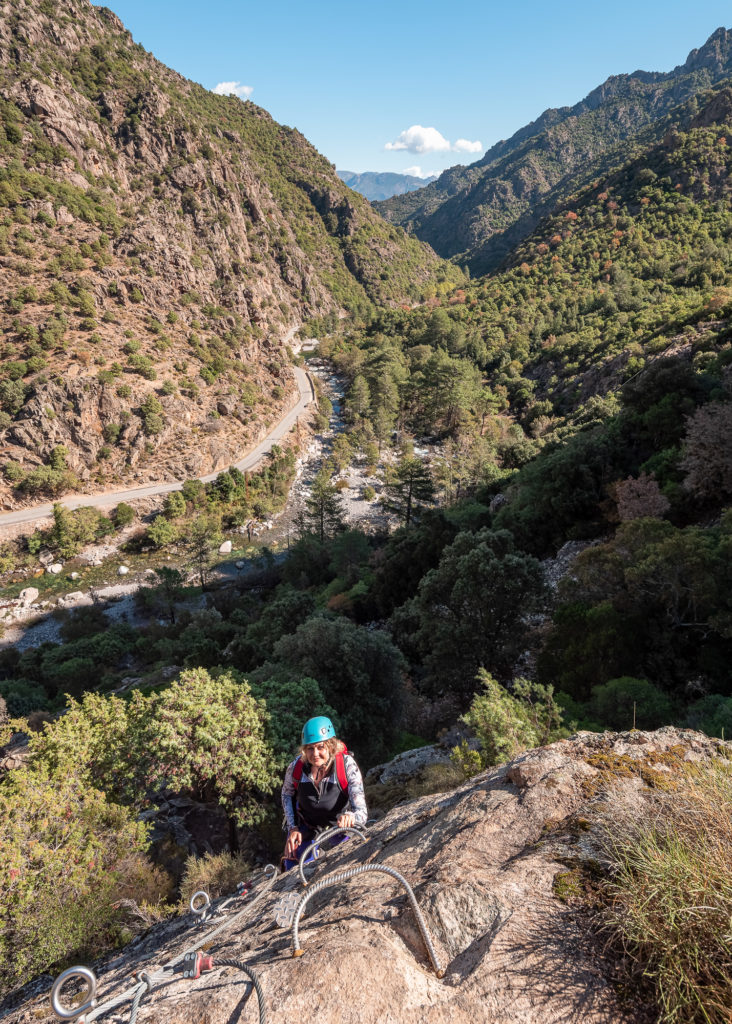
127 973 153 1024
215 959 267 1024
297 826 367 886
290 863 445 977
65 869 281 1024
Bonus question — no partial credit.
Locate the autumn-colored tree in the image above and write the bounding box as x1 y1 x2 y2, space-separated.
680 401 732 500
614 472 670 521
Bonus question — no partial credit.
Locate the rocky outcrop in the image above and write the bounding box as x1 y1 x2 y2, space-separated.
5 727 728 1023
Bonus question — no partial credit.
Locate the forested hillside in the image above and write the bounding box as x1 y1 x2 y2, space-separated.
376 27 732 274
0 0 459 504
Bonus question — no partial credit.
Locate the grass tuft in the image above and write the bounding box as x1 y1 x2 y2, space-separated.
597 761 732 1024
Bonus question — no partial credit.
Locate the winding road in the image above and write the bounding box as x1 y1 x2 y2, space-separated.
0 364 315 529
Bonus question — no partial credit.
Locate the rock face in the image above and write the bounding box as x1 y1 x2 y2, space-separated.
7 727 727 1024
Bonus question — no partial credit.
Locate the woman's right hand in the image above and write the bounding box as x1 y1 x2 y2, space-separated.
285 829 302 857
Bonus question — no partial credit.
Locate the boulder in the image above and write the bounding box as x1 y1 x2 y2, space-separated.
117 565 129 576
218 540 233 554
46 563 63 575
17 588 39 607
366 744 454 786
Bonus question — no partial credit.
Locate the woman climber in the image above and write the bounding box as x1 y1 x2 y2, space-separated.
280 715 367 871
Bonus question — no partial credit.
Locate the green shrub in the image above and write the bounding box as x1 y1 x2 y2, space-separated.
0 769 155 995
163 490 186 519
453 670 567 773
590 677 674 731
113 503 135 528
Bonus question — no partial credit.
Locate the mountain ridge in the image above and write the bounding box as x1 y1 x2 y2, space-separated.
375 27 732 274
338 169 437 202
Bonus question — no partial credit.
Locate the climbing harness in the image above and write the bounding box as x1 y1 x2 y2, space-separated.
290 863 446 978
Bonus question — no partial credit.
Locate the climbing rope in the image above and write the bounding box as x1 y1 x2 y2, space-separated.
290 863 445 978
297 825 367 886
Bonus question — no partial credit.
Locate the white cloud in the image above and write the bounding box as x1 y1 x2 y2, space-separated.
385 124 483 156
213 81 253 99
385 125 451 154
453 138 483 154
402 165 433 178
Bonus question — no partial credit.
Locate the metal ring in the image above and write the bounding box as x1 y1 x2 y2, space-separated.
189 890 211 916
263 863 277 880
50 966 98 1020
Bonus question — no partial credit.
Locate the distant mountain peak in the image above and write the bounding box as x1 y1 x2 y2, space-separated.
337 170 437 202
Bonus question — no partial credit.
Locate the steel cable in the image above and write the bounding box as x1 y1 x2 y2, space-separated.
290 863 445 977
215 959 267 1024
297 826 367 886
53 867 281 1023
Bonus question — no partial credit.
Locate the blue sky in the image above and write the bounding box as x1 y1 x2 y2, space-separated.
94 0 731 177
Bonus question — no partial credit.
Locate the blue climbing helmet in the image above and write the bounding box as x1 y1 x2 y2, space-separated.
301 716 336 745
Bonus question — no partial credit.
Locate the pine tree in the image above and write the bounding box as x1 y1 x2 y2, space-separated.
305 467 346 541
383 455 435 527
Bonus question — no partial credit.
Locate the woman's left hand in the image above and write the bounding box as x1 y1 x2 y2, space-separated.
337 811 355 828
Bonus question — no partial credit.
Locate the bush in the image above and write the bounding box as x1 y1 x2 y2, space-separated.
146 515 179 548
590 677 674 731
114 502 135 528
178 851 252 909
0 769 154 995
453 670 567 773
163 490 186 519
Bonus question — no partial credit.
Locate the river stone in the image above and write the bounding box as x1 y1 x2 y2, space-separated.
218 540 233 554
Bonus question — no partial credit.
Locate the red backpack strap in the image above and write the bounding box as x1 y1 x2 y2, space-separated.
292 757 304 789
335 751 349 792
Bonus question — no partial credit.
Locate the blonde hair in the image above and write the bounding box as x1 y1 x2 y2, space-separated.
299 736 340 767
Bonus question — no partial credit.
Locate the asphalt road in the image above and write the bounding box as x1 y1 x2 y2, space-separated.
0 363 315 528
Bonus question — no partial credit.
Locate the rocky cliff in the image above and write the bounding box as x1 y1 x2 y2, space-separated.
0 0 456 506
3 726 728 1024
